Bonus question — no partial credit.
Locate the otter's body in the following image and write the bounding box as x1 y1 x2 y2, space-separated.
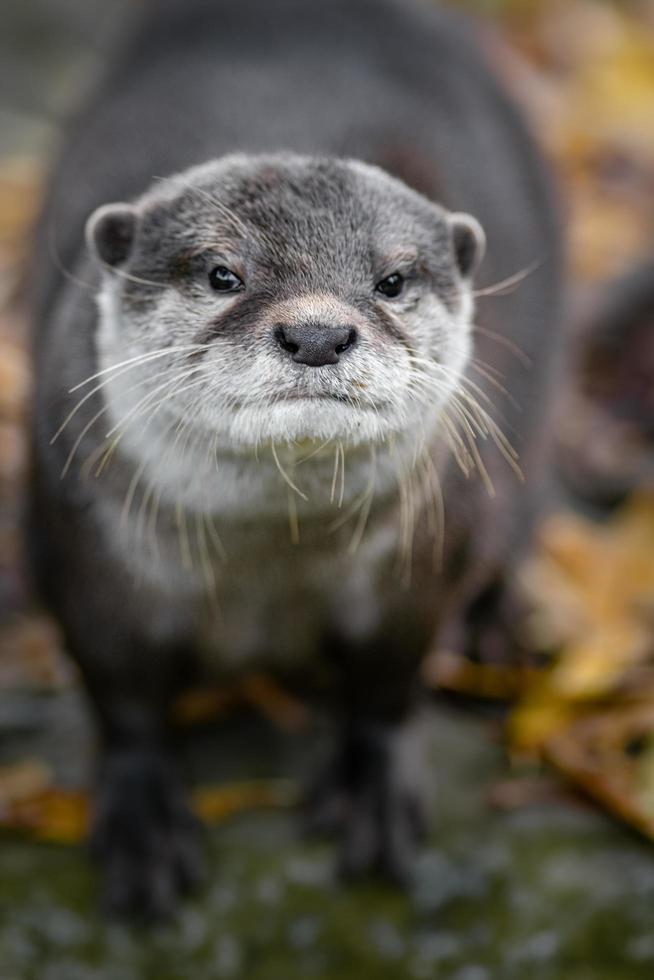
30 0 563 914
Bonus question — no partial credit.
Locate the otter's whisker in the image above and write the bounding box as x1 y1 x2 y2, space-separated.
445 396 496 496
204 511 227 562
69 344 212 392
147 479 163 561
52 359 191 444
348 446 377 554
121 457 148 529
287 485 300 545
330 441 340 505
46 218 95 294
103 367 199 440
136 476 157 545
473 258 542 298
471 324 532 368
98 262 168 290
175 500 193 571
338 441 346 508
92 372 207 477
271 441 308 501
195 509 221 617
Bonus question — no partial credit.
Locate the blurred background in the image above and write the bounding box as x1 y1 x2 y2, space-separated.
0 1 653 978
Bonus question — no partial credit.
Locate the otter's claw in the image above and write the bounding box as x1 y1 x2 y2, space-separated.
304 721 429 885
91 749 204 919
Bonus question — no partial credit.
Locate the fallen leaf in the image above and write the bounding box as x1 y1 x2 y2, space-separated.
546 708 654 841
0 779 299 845
0 759 52 809
172 673 311 732
423 648 542 701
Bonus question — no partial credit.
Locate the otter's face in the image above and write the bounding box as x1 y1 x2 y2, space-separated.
87 154 484 453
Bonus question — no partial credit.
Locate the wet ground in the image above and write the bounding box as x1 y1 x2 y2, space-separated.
2 690 654 980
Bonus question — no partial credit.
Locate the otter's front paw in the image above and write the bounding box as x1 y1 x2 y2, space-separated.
91 749 203 919
305 721 429 886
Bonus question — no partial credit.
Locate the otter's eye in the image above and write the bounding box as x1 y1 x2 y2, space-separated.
376 272 405 299
209 265 243 292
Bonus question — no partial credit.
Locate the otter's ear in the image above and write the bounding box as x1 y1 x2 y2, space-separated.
85 203 137 267
448 212 486 278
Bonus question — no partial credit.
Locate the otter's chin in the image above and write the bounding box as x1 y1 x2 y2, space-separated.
224 398 397 449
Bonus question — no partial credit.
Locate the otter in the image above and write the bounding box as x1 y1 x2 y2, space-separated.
29 0 563 916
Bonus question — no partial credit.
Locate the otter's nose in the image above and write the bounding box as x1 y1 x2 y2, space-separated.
274 323 357 367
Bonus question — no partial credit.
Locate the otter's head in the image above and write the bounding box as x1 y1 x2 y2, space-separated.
87 154 484 454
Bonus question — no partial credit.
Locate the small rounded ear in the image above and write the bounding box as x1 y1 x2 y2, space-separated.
85 203 137 267
448 212 486 278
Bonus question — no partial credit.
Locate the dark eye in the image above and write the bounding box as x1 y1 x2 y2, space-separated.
376 272 405 299
209 265 243 292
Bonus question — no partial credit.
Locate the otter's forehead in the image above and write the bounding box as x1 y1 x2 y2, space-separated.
217 157 411 228
143 155 450 275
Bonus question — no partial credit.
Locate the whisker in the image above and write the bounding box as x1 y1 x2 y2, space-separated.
91 372 207 477
103 367 199 439
420 451 445 569
348 446 377 554
330 441 340 505
69 344 211 391
175 500 193 570
287 486 300 545
52 359 190 444
47 219 95 293
271 441 308 501
472 325 532 368
204 510 227 561
338 441 346 508
294 438 332 465
98 261 168 290
473 259 542 298
195 508 221 618
121 457 148 528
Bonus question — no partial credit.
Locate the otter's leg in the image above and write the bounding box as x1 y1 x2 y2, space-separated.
31 485 203 916
461 573 533 666
63 627 203 918
308 632 431 884
43 541 203 919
